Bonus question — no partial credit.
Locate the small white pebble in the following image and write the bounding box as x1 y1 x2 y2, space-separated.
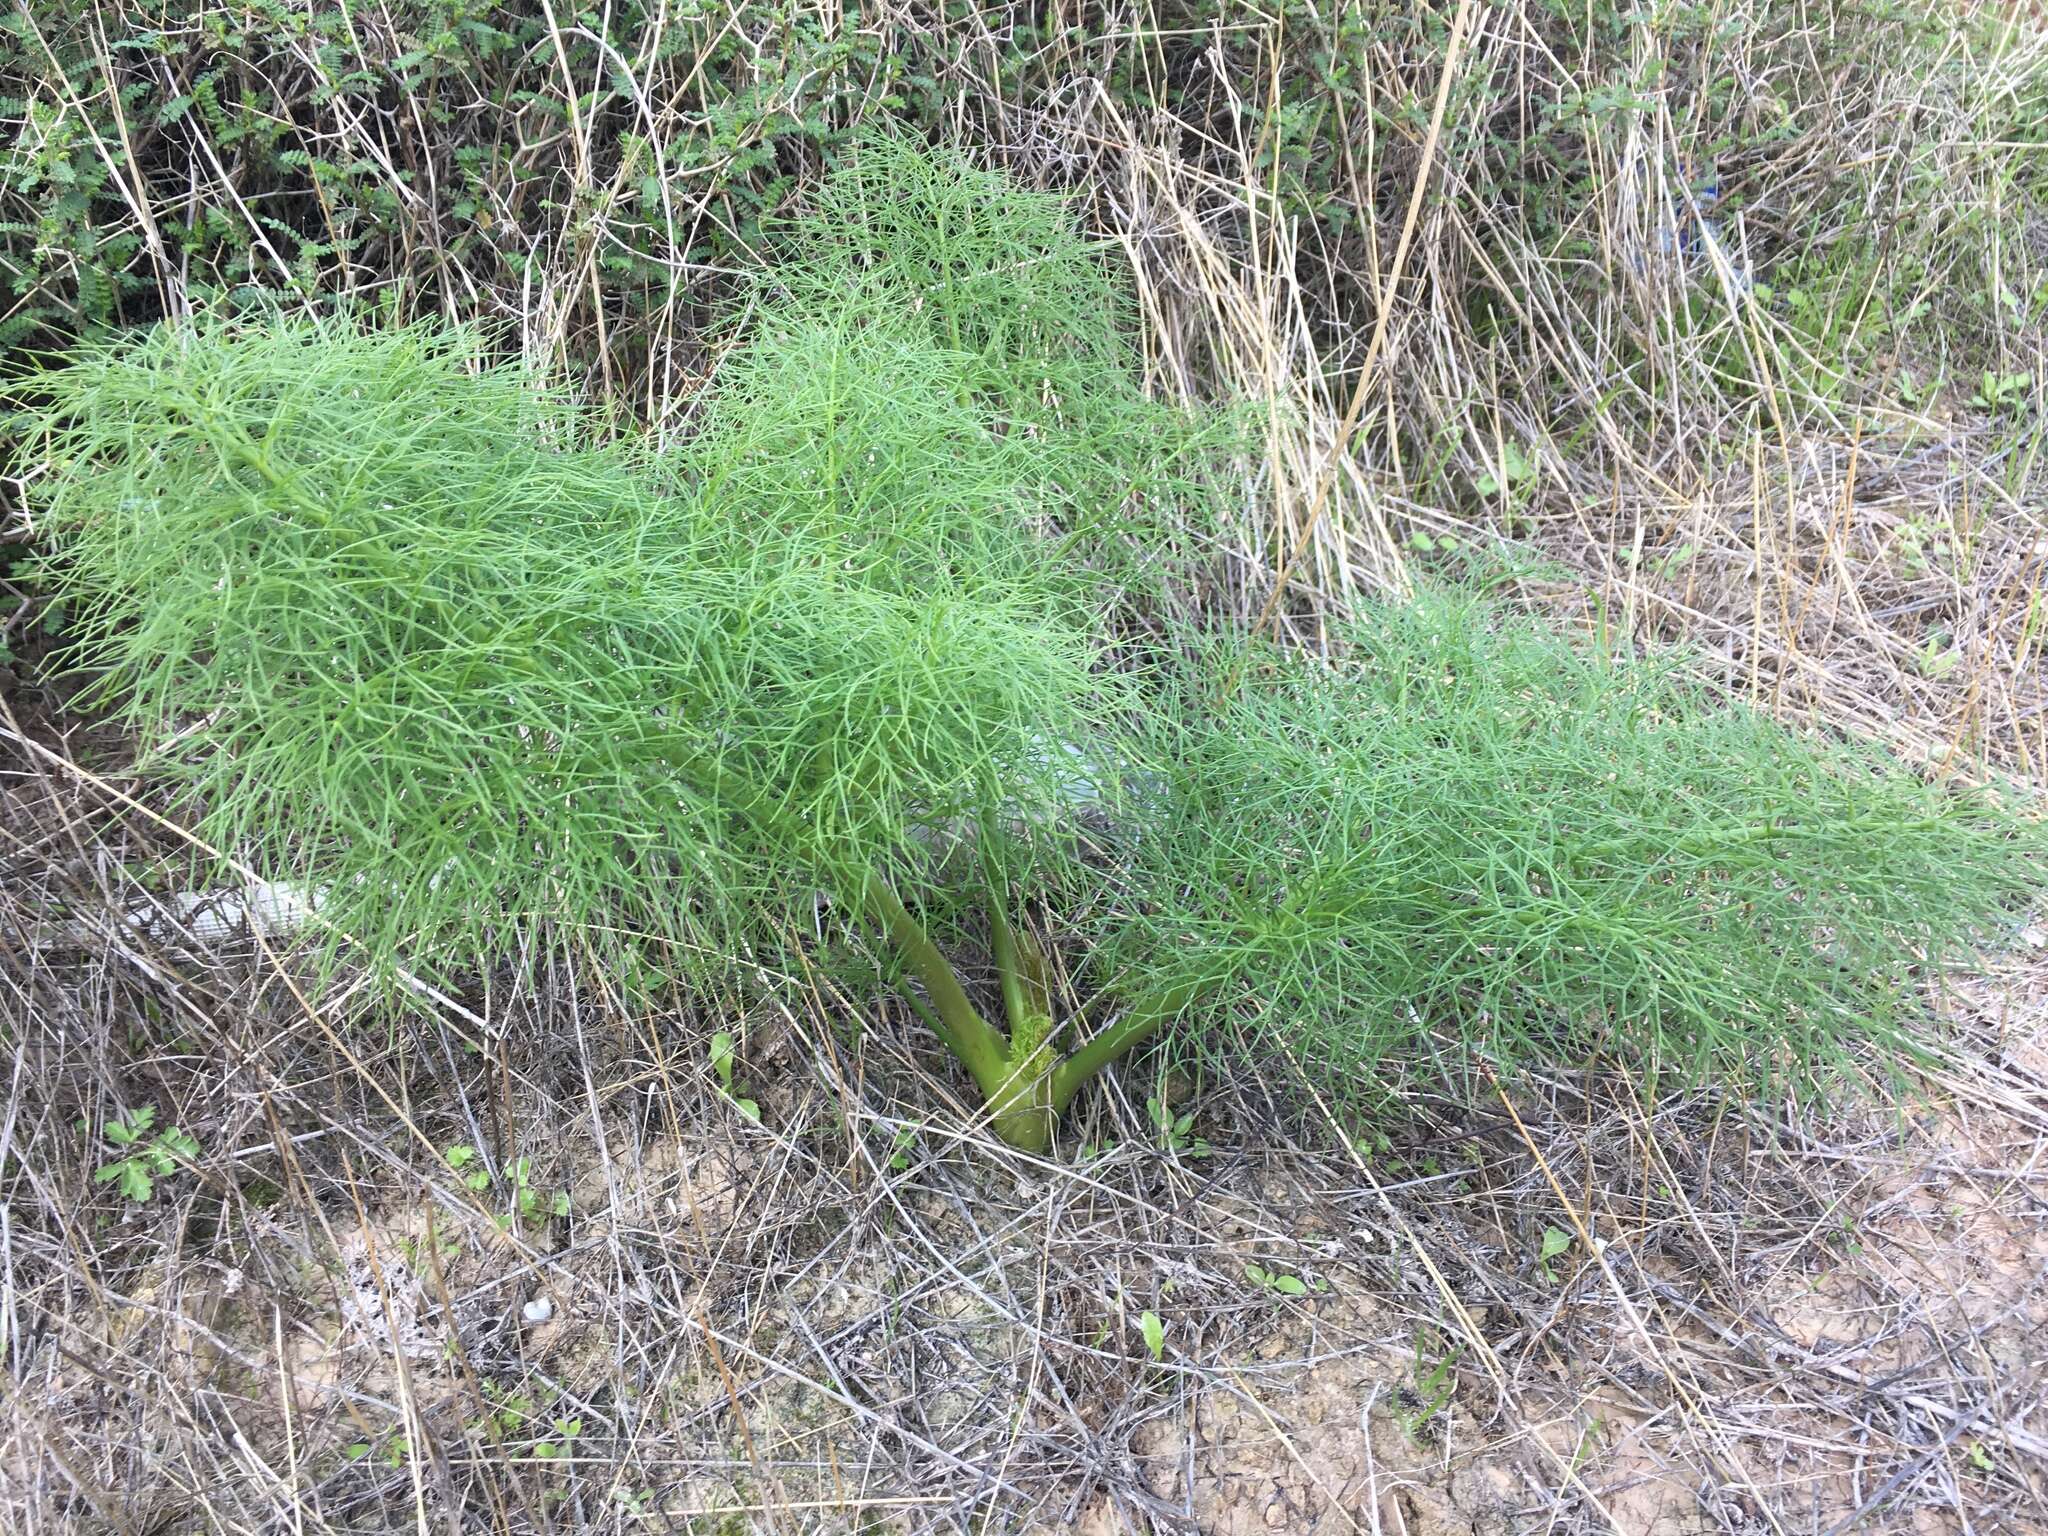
522 1296 554 1325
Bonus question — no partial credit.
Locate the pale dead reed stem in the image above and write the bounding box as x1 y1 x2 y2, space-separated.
1234 0 1479 666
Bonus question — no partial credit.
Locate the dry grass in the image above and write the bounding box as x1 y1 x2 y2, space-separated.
1070 18 2048 777
3 705 2044 1532
5 0 2048 1530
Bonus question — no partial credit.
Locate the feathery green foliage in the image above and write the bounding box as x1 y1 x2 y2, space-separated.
1093 596 2043 1096
767 139 1159 482
20 143 2044 1150
20 305 1117 987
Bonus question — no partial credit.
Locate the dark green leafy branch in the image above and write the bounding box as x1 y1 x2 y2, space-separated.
19 144 2044 1151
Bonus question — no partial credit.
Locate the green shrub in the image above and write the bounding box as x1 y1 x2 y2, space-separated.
21 147 2043 1149
1 0 894 346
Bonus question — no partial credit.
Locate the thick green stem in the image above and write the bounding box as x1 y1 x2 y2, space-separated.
1012 923 1056 1023
862 874 1061 1151
865 874 1198 1155
864 874 1010 1090
1049 981 1201 1115
988 898 1033 1042
980 1036 1060 1154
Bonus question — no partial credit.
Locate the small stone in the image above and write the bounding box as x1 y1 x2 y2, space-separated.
522 1296 553 1325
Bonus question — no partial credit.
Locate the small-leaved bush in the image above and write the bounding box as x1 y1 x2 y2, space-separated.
22 143 2043 1149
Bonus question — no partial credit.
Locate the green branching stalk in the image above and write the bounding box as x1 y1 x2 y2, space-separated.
1049 981 1202 1118
863 874 1008 1091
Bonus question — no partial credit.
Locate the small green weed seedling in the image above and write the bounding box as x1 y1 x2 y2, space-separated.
708 1032 760 1124
444 1144 490 1192
1402 1324 1463 1441
1349 1130 1392 1164
1568 1416 1607 1474
345 1435 410 1469
474 1380 537 1440
1148 1095 1209 1159
400 1230 463 1271
445 1145 567 1227
91 1107 199 1202
1916 632 1960 680
1654 542 1699 580
1138 1309 1166 1362
1243 1261 1322 1298
508 1158 570 1228
887 1123 919 1170
1892 517 1947 578
1474 439 1539 501
1971 370 2032 412
531 1416 582 1461
1536 1226 1573 1283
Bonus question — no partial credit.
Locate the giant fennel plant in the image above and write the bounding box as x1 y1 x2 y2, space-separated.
23 142 2044 1150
